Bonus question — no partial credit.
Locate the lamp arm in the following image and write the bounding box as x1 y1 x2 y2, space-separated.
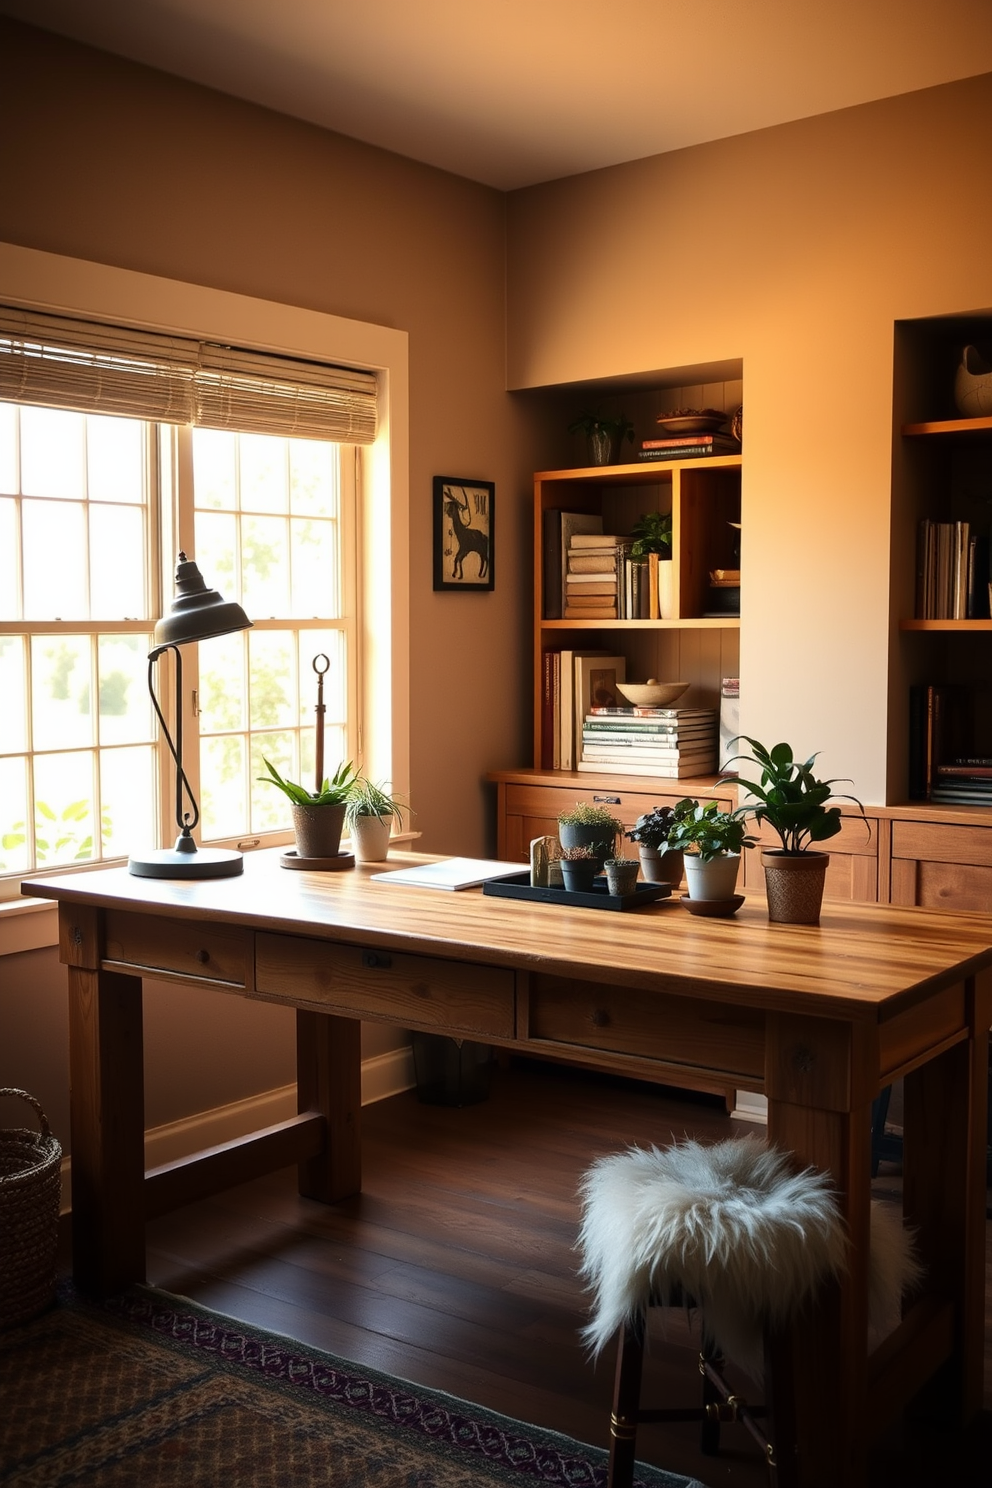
148 643 200 837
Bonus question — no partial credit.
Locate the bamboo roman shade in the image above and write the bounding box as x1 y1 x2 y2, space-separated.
0 307 378 443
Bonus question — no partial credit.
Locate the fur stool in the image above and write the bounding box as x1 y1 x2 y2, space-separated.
577 1135 920 1488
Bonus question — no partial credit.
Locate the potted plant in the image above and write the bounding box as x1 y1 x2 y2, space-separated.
629 510 674 616
557 802 623 870
560 843 600 892
603 856 640 896
258 756 357 861
665 797 754 901
625 804 684 886
568 410 635 466
345 775 410 863
720 736 868 924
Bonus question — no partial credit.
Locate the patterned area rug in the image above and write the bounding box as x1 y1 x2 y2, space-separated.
1 1285 708 1488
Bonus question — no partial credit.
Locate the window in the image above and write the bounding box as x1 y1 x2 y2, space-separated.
1 394 359 895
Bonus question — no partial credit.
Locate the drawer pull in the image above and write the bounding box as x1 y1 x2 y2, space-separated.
362 950 393 970
591 1008 611 1028
196 949 210 964
593 795 621 805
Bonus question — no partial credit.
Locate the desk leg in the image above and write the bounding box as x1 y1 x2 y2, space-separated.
67 965 146 1295
296 1009 362 1202
903 969 990 1423
766 1011 874 1488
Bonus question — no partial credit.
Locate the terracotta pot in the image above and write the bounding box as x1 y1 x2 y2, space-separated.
683 853 740 902
350 813 392 863
291 801 346 860
762 850 829 924
637 846 683 886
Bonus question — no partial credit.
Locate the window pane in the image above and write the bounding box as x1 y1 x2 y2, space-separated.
0 498 18 618
241 515 289 615
239 433 288 513
101 745 156 858
0 756 29 875
89 505 147 618
193 510 238 600
23 499 88 618
198 630 246 732
249 630 296 729
0 403 16 494
200 734 247 840
192 428 236 510
291 516 339 617
0 636 27 751
250 731 295 831
20 406 85 498
290 440 337 517
87 415 145 503
32 751 95 867
98 634 153 745
32 635 93 750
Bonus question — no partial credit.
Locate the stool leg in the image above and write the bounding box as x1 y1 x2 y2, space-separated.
608 1319 645 1488
764 1325 799 1488
699 1337 723 1456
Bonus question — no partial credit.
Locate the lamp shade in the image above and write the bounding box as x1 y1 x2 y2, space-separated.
153 553 252 648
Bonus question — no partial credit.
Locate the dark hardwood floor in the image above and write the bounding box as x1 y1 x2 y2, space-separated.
131 1057 991 1488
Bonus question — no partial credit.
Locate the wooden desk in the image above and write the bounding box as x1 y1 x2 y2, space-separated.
32 850 991 1488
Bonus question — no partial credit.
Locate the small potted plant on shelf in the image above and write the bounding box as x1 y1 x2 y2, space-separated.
345 775 411 863
568 409 635 466
560 843 600 892
557 802 623 870
719 736 868 925
665 797 754 902
625 804 685 886
258 756 357 861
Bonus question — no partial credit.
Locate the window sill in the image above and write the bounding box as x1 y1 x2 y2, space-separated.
0 897 59 956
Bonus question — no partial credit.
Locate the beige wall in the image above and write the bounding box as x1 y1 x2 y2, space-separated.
507 72 992 804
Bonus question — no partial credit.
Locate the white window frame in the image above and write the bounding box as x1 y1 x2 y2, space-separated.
0 240 410 909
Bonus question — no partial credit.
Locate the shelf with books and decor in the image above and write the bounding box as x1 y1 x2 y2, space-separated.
889 314 992 909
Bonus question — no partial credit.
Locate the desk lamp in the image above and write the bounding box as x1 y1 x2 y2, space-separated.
129 553 252 879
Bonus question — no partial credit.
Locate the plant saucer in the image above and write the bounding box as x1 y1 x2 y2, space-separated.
280 850 355 871
680 893 744 918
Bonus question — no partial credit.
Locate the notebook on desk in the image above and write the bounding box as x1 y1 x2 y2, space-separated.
369 858 524 891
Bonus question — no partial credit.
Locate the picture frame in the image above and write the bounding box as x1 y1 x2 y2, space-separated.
433 476 494 591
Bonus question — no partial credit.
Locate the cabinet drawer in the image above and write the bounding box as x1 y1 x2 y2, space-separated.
524 974 764 1082
506 782 733 824
891 819 992 867
103 910 249 986
255 932 514 1037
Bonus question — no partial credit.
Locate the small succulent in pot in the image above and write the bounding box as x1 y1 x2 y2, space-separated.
258 756 357 860
558 802 623 870
559 842 600 891
258 756 357 806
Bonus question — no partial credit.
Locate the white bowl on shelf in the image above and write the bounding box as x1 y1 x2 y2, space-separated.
615 679 689 707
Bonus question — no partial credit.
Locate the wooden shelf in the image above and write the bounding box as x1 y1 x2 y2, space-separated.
899 618 992 631
902 415 992 437
539 617 740 631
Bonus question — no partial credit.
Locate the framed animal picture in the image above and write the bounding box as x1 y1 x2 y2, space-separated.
433 476 494 591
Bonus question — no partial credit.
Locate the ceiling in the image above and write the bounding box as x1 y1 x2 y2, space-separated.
4 0 992 189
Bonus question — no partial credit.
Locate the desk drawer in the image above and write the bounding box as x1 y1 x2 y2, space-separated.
103 910 249 986
255 933 514 1037
524 974 765 1082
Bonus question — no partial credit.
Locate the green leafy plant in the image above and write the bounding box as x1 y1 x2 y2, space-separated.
557 802 623 832
345 775 410 825
258 756 357 806
567 409 635 444
1 799 107 867
665 798 755 862
629 511 672 558
625 803 682 849
720 736 867 855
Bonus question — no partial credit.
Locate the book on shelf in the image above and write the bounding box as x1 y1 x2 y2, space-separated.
928 784 992 805
588 705 716 719
582 732 716 750
915 518 990 619
907 682 975 800
565 579 616 595
543 510 603 619
580 747 719 765
564 604 619 618
640 433 739 452
569 531 623 548
636 445 734 462
568 552 616 574
573 654 626 756
558 648 613 771
584 717 715 734
576 759 718 778
936 762 992 778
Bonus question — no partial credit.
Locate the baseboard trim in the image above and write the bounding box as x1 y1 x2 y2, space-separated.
59 1045 415 1214
731 1089 768 1125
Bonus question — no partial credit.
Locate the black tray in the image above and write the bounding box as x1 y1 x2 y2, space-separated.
482 872 672 911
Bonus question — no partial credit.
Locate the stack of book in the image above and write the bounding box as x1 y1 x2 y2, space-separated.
929 760 992 806
915 519 991 619
565 534 630 618
637 433 740 462
577 707 719 778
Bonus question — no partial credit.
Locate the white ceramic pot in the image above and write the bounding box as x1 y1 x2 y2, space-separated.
954 345 992 418
349 813 392 863
683 853 740 901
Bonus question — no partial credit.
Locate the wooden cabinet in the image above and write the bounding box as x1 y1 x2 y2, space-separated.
888 810 992 911
740 814 882 904
532 457 741 770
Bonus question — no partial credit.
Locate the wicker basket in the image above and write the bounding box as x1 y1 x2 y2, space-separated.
0 1088 62 1330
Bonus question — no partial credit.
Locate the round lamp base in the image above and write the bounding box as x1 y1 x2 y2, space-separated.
128 846 244 880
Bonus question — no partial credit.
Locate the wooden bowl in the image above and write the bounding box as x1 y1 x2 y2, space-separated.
615 680 689 707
